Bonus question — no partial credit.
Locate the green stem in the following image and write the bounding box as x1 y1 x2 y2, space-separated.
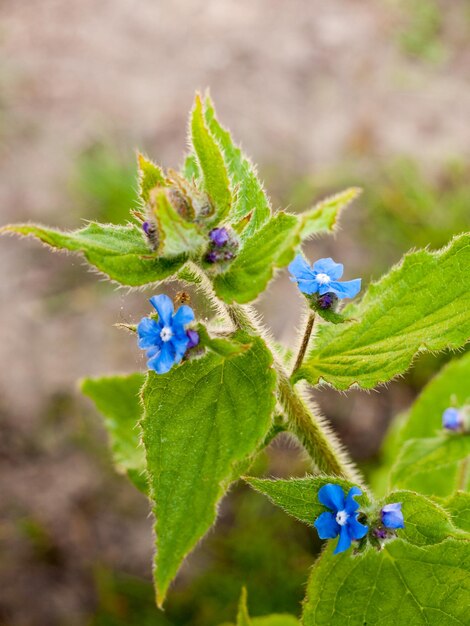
291 312 315 375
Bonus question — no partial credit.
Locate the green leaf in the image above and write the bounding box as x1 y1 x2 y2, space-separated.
137 153 166 202
1 222 186 286
236 588 251 626
213 212 299 304
81 374 147 493
442 492 470 532
390 435 470 496
204 95 271 239
245 477 371 526
191 94 232 223
303 539 470 625
372 352 470 496
385 490 465 546
151 188 206 257
298 187 361 240
398 352 470 443
298 233 470 389
141 336 276 604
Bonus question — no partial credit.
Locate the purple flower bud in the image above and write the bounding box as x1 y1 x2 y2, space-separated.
381 503 404 530
209 227 230 247
317 292 338 310
206 250 220 264
374 527 388 540
186 329 200 349
223 250 234 261
142 221 150 235
442 407 463 431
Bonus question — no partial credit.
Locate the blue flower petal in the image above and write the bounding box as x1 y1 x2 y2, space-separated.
172 304 195 327
296 278 320 295
146 345 161 359
172 334 190 363
382 503 404 529
318 483 345 512
137 317 161 349
148 342 174 374
314 512 340 539
344 486 362 514
313 258 343 280
328 278 361 300
334 525 352 554
347 515 368 540
149 294 174 326
288 255 313 281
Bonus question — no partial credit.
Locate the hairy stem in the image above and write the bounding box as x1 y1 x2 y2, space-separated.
291 312 316 375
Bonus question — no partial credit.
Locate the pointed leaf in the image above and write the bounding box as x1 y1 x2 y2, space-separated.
138 153 166 202
303 539 470 626
81 374 147 492
1 222 186 286
390 435 470 496
204 95 271 239
298 233 470 389
141 336 276 604
231 588 299 626
191 94 232 222
298 187 361 239
236 588 251 626
245 477 371 526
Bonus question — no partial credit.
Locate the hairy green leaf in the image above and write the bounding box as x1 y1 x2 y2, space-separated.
385 490 465 546
442 492 470 532
138 153 166 202
303 539 470 625
245 477 371 526
81 374 147 492
298 233 470 389
204 95 271 239
213 212 299 303
141 336 276 604
191 94 232 223
1 222 186 286
390 435 470 496
298 188 361 239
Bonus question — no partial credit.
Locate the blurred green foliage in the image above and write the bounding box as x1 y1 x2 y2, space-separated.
71 143 138 224
395 0 445 62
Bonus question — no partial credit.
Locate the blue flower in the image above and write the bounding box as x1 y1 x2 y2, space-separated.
289 255 361 300
314 483 368 554
381 503 404 530
442 407 463 431
137 294 195 374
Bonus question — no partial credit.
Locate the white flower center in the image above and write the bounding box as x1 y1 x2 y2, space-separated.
316 273 331 285
335 510 349 526
160 326 173 342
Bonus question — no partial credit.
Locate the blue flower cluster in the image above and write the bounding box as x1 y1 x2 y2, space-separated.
137 294 195 374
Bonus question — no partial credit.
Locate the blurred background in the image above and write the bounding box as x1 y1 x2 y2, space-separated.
1 1 470 624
